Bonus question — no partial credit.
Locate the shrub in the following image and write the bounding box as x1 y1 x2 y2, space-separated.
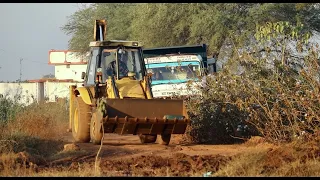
0 99 69 156
0 93 25 125
185 21 320 144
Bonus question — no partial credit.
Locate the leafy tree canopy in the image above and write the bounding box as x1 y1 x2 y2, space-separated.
61 3 320 56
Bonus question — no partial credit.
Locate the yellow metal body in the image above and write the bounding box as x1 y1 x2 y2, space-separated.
69 75 170 132
68 19 190 144
69 85 94 130
105 77 152 99
70 78 152 103
69 85 76 130
76 87 94 105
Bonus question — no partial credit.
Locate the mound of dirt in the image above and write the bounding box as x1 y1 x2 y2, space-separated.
63 143 80 152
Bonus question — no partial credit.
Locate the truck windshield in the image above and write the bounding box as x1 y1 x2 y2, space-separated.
146 61 200 85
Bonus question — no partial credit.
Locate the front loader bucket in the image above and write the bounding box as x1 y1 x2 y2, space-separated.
102 99 190 135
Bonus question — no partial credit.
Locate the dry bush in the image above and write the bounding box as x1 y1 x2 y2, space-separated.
5 100 68 140
0 93 25 125
0 100 69 157
237 49 320 143
185 21 320 144
184 68 260 144
186 48 320 144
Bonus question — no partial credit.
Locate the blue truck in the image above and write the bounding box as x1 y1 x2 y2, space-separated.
143 44 211 98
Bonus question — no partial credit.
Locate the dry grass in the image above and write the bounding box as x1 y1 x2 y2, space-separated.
213 136 320 177
272 159 320 176
0 99 71 176
213 147 320 177
35 162 98 177
5 101 68 141
0 98 106 177
0 152 33 177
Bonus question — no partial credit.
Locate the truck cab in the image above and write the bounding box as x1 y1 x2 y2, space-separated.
143 44 207 98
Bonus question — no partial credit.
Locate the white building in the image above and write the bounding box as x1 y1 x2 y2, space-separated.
48 50 88 82
0 50 89 105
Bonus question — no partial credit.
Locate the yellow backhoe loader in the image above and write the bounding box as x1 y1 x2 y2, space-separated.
68 20 190 145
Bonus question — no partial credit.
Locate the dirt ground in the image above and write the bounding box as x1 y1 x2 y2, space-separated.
34 133 273 177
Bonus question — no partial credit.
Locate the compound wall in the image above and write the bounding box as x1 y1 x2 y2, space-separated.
0 82 83 105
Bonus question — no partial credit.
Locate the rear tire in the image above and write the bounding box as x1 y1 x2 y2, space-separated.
159 134 171 145
71 97 91 143
139 134 157 143
90 110 104 145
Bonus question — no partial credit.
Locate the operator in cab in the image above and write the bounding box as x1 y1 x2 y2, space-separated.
106 49 129 78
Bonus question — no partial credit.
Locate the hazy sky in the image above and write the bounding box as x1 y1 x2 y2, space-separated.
0 3 79 81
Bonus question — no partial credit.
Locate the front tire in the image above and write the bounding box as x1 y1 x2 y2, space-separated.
90 110 104 145
159 134 171 145
71 97 91 143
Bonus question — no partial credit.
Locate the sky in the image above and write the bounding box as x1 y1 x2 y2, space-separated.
0 3 80 82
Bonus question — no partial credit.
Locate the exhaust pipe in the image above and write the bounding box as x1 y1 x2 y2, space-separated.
94 20 107 41
99 25 104 41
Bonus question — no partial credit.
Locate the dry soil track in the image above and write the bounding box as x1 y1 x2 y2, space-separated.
41 133 272 176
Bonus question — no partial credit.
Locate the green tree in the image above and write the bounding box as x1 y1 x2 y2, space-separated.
62 3 320 57
130 3 193 47
61 3 136 54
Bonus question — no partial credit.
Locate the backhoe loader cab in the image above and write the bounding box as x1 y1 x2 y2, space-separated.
84 41 145 86
68 20 190 146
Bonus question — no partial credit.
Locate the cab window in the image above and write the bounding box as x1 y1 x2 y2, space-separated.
86 49 99 85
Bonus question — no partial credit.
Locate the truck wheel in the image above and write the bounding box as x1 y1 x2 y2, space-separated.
159 134 171 145
90 110 103 145
72 97 91 143
139 134 157 143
